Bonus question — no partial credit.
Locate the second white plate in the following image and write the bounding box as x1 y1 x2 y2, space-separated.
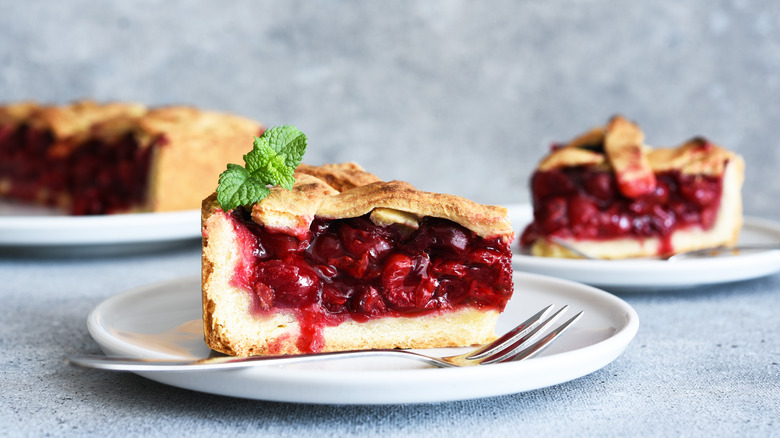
86 273 639 405
509 204 780 291
0 202 200 247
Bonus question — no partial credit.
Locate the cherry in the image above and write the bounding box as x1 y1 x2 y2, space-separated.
680 177 720 207
568 197 599 229
381 253 439 310
414 219 471 254
467 248 503 266
261 232 306 257
339 222 392 259
320 283 353 314
597 210 631 237
253 257 321 308
647 205 670 233
583 171 615 201
329 253 371 279
309 233 344 264
352 285 388 316
436 278 469 304
531 170 576 201
431 260 468 278
537 196 568 233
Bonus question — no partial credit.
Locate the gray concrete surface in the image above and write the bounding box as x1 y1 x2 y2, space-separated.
2 1 779 436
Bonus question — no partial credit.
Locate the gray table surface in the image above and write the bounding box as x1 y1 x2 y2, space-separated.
2 1 780 436
2 222 779 437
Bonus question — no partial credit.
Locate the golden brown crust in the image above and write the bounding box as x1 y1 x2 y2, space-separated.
140 107 264 212
604 116 656 198
297 162 381 192
564 126 605 149
243 164 513 241
249 173 339 235
534 115 738 177
317 180 513 240
134 106 261 147
648 137 734 176
28 100 148 140
0 101 39 127
537 147 606 171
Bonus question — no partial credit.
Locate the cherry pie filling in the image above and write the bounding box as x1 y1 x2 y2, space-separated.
227 209 514 353
520 166 725 254
0 124 157 214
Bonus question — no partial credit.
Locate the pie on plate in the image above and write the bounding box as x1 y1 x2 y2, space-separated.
0 100 263 215
520 116 744 259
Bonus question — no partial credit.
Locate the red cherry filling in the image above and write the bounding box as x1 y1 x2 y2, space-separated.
0 124 157 214
521 166 725 252
228 210 514 352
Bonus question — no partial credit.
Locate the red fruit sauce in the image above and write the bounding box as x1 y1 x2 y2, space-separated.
227 209 514 353
520 166 724 254
0 124 157 214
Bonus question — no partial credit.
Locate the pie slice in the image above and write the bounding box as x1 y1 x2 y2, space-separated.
0 100 263 214
201 163 515 356
520 116 744 259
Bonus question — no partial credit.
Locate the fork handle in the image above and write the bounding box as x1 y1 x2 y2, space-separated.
65 349 452 372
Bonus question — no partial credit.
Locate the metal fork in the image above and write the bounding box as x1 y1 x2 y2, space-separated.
65 304 582 371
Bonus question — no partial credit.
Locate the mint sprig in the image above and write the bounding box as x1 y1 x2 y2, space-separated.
216 125 307 211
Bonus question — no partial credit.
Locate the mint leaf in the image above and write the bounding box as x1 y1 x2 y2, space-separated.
216 125 307 211
216 164 271 211
266 125 307 169
244 137 295 189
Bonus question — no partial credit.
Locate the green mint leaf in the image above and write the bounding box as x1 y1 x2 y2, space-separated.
216 164 271 211
269 125 307 169
215 125 307 211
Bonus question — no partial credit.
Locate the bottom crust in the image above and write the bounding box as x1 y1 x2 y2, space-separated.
206 304 499 357
202 199 500 357
529 157 744 259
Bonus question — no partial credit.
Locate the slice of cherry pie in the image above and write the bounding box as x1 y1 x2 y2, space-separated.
201 163 515 356
0 100 263 214
520 116 744 259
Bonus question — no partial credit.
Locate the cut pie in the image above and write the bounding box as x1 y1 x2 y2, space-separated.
201 163 515 356
0 100 263 214
520 116 744 259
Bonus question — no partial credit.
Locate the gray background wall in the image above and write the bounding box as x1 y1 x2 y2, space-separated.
2 0 778 217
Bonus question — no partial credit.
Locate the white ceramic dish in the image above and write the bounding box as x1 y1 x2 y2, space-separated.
86 273 638 405
0 202 200 247
509 204 780 291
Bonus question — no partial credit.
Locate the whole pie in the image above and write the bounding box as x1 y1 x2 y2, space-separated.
0 100 263 214
520 116 744 259
201 163 515 356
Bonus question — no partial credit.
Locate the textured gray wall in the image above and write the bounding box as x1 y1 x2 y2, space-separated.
2 0 779 217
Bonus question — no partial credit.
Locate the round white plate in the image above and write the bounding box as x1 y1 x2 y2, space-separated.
87 273 639 405
0 202 200 247
509 204 780 291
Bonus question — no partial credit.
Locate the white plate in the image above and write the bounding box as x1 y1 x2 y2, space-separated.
0 202 200 247
509 204 780 291
86 274 639 405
